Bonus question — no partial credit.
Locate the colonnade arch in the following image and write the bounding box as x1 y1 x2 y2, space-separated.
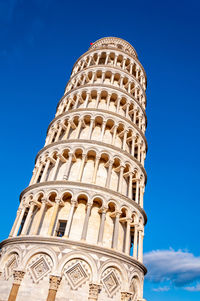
45 112 146 163
65 67 146 109
10 189 145 262
30 145 145 204
56 88 146 132
71 49 146 90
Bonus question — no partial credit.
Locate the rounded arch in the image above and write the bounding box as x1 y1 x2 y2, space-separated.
129 273 143 299
0 246 22 267
22 246 58 273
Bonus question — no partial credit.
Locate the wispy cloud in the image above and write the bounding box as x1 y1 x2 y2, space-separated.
184 283 200 292
153 286 170 292
144 248 200 287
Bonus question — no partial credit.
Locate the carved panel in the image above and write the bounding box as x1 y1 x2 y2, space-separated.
101 268 121 298
63 260 90 290
28 254 53 283
5 254 19 279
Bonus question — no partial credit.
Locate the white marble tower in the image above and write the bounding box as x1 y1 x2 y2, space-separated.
0 37 148 301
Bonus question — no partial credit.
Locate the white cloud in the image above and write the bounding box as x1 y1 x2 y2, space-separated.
184 283 200 292
153 286 170 292
144 249 200 286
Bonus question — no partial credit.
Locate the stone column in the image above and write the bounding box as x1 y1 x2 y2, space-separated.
33 199 46 235
92 155 100 184
133 109 137 124
139 185 144 207
125 102 130 118
121 291 133 301
101 71 106 84
97 207 107 245
95 92 101 108
118 165 125 193
105 52 109 65
40 158 50 182
138 230 144 262
112 211 120 249
63 152 73 180
21 202 35 235
63 121 71 140
13 207 26 237
106 93 111 110
88 118 95 139
64 200 76 237
75 118 83 139
122 129 128 150
88 283 101 301
135 179 139 204
34 162 43 184
9 208 22 237
131 135 136 156
100 120 107 141
47 199 61 236
133 225 138 259
84 92 90 108
111 124 118 145
128 172 133 198
50 156 60 181
125 218 131 255
8 270 25 301
116 97 120 113
105 159 113 188
46 275 62 301
54 124 62 142
29 167 37 185
81 202 92 240
77 153 86 181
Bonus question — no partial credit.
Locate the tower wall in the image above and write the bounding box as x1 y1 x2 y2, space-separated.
0 37 148 301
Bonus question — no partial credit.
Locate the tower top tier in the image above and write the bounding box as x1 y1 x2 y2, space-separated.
89 37 138 58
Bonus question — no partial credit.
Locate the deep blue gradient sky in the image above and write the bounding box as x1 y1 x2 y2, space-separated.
0 0 200 300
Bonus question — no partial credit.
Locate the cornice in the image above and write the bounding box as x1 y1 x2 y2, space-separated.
47 107 147 147
89 37 138 57
19 181 147 224
57 83 147 115
0 236 147 274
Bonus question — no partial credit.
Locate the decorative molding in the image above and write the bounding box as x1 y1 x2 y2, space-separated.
121 291 133 301
49 275 62 290
13 270 25 285
28 254 52 283
88 283 101 300
64 261 90 290
102 269 121 297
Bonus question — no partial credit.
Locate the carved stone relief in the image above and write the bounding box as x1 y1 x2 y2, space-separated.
101 268 121 298
28 254 53 283
63 259 91 290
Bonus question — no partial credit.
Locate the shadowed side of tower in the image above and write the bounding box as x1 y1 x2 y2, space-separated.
0 37 148 301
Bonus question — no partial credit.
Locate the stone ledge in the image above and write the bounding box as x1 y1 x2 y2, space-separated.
0 236 147 275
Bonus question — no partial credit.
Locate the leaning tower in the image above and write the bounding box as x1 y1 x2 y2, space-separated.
0 37 147 301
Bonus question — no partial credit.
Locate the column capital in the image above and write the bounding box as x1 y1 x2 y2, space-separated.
121 291 133 301
88 283 101 299
13 270 25 285
71 199 78 206
49 275 62 291
99 206 108 214
55 198 64 206
41 198 47 204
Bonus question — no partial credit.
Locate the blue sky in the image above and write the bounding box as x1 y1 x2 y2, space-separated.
0 0 200 300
